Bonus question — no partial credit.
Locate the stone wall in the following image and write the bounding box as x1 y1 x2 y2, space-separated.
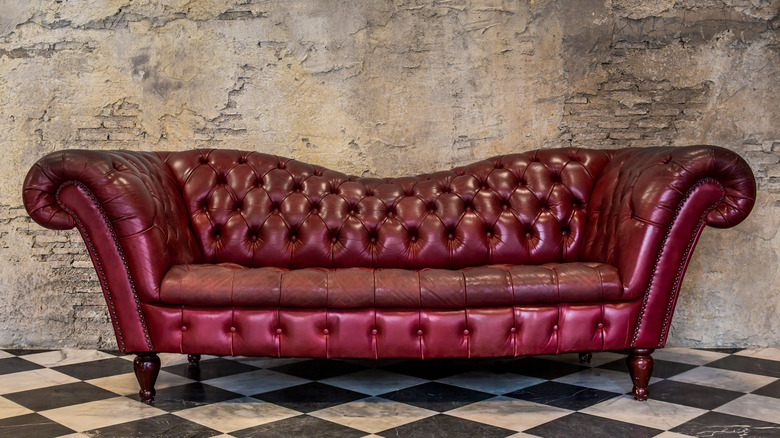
1 0 777 348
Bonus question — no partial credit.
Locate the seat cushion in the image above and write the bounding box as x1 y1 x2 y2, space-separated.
160 262 626 307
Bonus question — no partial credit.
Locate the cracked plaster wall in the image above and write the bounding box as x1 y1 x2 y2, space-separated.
0 0 778 348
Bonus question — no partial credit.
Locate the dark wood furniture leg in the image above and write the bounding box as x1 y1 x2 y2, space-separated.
187 354 201 366
578 352 592 364
627 348 654 401
134 352 161 404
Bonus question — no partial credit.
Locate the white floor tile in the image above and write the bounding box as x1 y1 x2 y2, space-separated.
554 368 661 394
309 396 437 433
321 368 427 396
652 348 729 365
174 396 300 433
438 371 545 395
22 349 116 367
669 366 775 393
0 368 79 395
204 369 309 396
40 396 165 432
0 396 33 420
445 396 571 432
714 394 780 425
87 370 192 396
734 348 780 362
581 394 708 430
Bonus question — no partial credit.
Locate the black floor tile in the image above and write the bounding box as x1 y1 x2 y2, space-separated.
599 358 697 378
671 411 780 437
380 359 473 380
84 413 221 437
52 357 134 380
647 379 743 410
505 381 619 410
1 349 53 356
752 379 780 398
269 358 367 380
252 382 367 413
705 355 780 378
97 349 126 356
0 356 44 375
377 414 515 438
163 357 260 381
0 413 74 438
493 357 587 380
378 382 494 412
4 381 116 411
131 382 243 412
231 414 365 438
525 412 662 438
694 347 744 354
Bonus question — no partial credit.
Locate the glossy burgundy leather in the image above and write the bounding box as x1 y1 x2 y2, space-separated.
23 146 755 355
160 263 624 307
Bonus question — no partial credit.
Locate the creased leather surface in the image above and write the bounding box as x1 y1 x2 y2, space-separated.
160 262 624 307
163 148 612 269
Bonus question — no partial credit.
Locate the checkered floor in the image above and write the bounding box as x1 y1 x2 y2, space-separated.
0 348 778 437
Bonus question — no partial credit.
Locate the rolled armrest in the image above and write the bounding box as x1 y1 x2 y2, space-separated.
581 145 756 348
23 150 201 352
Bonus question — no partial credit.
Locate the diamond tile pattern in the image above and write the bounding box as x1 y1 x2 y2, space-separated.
0 348 777 437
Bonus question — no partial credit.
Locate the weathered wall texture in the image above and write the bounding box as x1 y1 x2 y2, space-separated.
0 0 778 348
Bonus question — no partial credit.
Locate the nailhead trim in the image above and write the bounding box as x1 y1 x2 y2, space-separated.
55 180 153 352
630 177 725 348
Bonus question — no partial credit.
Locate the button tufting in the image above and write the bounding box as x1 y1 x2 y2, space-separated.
417 329 423 336
463 329 470 335
372 329 378 335
323 329 329 335
276 328 283 334
510 327 517 333
181 326 187 331
598 323 604 329
230 327 236 332
553 325 558 331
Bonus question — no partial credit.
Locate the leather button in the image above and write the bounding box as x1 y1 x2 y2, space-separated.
230 327 236 332
553 325 558 331
370 237 377 243
486 232 492 238
525 233 532 239
463 329 470 336
181 326 187 331
410 236 417 242
371 329 378 335
598 323 604 329
510 327 517 333
331 237 338 243
448 233 455 240
276 328 283 334
290 235 297 242
323 329 329 335
417 329 423 336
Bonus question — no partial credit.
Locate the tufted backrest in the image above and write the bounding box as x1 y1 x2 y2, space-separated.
162 148 612 269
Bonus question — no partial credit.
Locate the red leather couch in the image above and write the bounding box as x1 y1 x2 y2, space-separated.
23 146 755 403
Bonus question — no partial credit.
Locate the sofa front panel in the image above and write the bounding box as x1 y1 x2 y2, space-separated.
164 149 612 269
142 302 642 358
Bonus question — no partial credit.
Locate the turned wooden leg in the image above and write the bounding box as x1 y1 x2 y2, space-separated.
579 352 592 364
187 354 201 367
627 348 654 401
134 352 161 404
